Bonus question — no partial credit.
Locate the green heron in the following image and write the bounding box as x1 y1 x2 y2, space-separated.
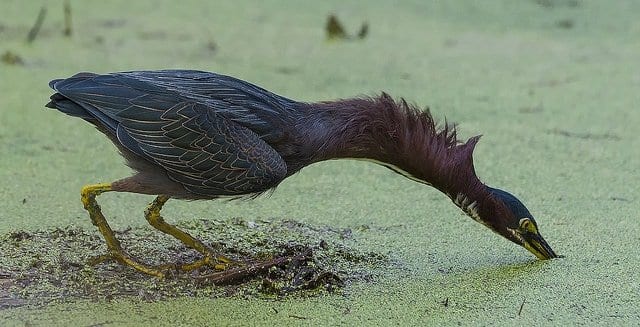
46 70 558 278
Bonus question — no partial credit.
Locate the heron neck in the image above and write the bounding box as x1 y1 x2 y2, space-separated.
302 94 486 199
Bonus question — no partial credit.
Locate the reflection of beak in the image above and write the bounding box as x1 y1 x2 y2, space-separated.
522 232 558 260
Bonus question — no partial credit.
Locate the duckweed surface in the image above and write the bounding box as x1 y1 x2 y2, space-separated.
1 0 639 325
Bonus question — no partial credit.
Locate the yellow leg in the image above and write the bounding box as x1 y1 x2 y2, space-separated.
144 195 233 271
81 183 168 278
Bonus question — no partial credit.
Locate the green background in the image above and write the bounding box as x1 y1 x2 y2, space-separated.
1 0 639 325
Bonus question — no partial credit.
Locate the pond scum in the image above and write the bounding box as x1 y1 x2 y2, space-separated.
0 218 399 309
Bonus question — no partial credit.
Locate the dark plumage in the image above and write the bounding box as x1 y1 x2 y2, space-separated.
46 70 557 277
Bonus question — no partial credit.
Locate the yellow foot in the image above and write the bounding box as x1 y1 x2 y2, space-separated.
177 253 238 272
81 187 238 278
143 195 240 272
89 251 173 278
89 251 237 278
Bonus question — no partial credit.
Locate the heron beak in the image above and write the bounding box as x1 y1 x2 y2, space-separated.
522 232 558 260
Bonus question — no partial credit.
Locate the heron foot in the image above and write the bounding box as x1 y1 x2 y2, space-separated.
88 250 235 278
143 195 240 271
81 184 238 278
89 250 173 278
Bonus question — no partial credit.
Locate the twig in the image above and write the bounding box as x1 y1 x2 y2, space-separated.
548 128 621 141
63 0 72 37
326 14 347 40
518 297 526 316
27 6 47 43
357 22 368 39
195 250 312 285
325 14 368 41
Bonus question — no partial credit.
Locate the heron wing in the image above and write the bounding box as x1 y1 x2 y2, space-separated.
113 70 296 143
51 73 287 197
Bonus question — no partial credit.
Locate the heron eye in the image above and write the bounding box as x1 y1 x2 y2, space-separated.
518 218 537 233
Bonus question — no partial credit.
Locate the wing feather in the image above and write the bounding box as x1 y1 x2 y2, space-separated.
52 71 288 196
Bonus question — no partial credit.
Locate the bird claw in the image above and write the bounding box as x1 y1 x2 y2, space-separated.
88 250 172 279
177 253 238 272
88 250 238 278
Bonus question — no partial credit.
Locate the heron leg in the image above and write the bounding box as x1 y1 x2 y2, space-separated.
81 183 168 278
144 195 234 271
